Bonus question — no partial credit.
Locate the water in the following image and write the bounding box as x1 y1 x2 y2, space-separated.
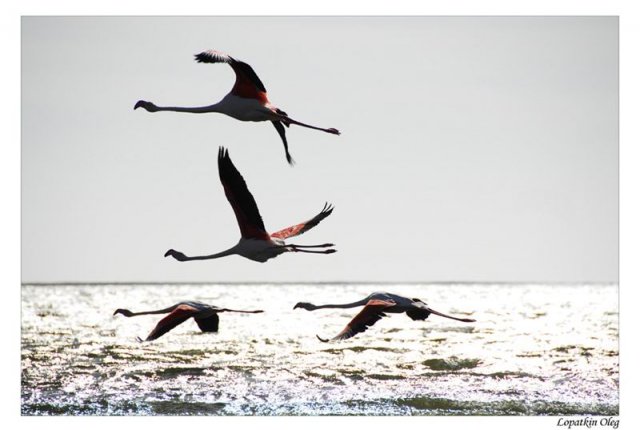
21 283 618 416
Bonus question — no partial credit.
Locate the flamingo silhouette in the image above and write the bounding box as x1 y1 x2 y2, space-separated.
114 300 263 341
294 292 476 342
164 147 336 263
134 49 340 165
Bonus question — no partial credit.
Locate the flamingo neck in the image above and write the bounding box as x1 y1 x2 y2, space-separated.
118 305 178 317
153 103 222 114
185 246 238 261
129 309 170 316
315 299 369 310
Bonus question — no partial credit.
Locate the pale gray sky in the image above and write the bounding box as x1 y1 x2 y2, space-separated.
21 16 618 283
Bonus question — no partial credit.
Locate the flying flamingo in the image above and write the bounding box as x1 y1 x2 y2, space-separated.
294 292 476 342
113 301 263 341
164 147 336 263
134 49 340 165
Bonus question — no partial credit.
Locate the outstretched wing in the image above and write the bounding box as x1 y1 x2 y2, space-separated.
144 304 200 341
271 121 294 166
405 307 431 321
194 313 220 333
218 147 269 240
321 299 396 342
407 302 476 323
271 203 334 240
195 50 268 99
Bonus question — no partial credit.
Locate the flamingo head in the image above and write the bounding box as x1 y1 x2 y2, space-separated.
164 249 188 261
113 308 134 317
293 302 317 311
134 100 158 112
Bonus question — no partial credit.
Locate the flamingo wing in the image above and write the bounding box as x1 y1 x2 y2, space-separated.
218 147 269 240
405 307 431 321
144 304 200 341
194 313 220 333
271 121 294 165
195 50 268 100
321 299 396 342
407 303 476 323
271 203 334 240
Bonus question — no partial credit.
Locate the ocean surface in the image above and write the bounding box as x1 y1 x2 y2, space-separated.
21 283 618 416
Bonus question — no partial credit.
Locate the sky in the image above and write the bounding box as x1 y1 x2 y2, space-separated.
21 16 618 283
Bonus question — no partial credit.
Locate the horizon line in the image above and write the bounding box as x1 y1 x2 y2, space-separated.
21 280 619 286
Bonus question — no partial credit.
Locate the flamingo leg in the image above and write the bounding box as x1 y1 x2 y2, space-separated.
287 243 334 248
427 307 477 323
219 308 264 314
275 114 340 135
267 244 335 254
291 248 336 254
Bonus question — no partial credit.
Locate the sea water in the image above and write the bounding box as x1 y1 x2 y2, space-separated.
21 283 618 415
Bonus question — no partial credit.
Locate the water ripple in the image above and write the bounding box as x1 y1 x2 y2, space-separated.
21 283 618 415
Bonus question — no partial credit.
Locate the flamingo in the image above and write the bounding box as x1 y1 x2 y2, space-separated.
113 301 263 341
134 49 340 165
164 147 336 263
293 292 476 342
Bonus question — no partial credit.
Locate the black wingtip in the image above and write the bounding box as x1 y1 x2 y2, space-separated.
164 249 173 258
271 121 294 166
218 146 233 169
316 335 330 343
194 50 235 64
323 202 335 215
194 51 215 63
218 146 228 160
